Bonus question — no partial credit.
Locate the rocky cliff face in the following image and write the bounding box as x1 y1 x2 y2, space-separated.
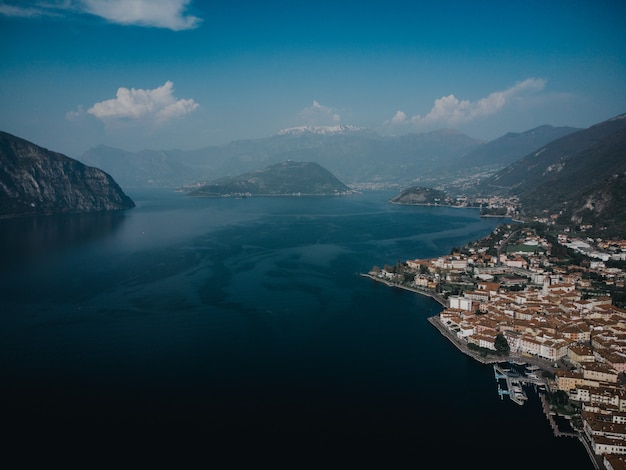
0 131 135 217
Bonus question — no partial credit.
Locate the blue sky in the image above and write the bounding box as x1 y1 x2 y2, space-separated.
1 0 625 157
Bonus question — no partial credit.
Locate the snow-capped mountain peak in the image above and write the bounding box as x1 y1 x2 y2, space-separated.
274 125 364 136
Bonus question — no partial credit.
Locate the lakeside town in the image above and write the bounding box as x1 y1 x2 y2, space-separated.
366 215 626 470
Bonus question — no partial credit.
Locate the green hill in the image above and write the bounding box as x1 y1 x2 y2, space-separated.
187 161 351 197
388 186 448 205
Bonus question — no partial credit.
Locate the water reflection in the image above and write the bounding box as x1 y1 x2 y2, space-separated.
0 210 128 268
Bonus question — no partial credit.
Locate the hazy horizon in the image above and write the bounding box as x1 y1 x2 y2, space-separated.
1 0 625 157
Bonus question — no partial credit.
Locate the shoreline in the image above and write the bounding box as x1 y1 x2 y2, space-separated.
387 200 510 218
423 296 599 468
361 272 601 468
360 272 557 372
359 272 448 307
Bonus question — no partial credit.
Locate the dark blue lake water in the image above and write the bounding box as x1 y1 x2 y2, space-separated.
0 190 593 468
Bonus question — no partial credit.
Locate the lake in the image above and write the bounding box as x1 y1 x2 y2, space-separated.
0 189 594 468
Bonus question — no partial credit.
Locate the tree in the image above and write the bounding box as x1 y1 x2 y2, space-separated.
494 333 510 355
551 390 569 407
396 260 405 273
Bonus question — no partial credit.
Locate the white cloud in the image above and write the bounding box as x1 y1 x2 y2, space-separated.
156 98 199 121
79 0 201 30
0 3 54 17
86 81 198 124
298 100 341 126
388 78 547 128
0 0 201 30
65 105 84 121
390 110 407 124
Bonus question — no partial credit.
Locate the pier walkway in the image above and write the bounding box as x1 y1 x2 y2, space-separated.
493 364 546 405
539 394 577 438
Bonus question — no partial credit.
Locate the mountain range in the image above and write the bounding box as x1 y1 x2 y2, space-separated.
77 125 579 190
1 111 624 235
480 113 626 237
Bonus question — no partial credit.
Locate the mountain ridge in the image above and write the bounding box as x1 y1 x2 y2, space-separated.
0 131 135 218
460 124 580 168
77 123 586 191
479 112 626 237
77 128 483 189
273 125 366 136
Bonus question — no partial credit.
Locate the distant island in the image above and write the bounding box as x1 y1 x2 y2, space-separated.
0 130 135 218
187 161 353 198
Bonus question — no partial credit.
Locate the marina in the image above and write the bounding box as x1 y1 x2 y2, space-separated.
493 363 547 405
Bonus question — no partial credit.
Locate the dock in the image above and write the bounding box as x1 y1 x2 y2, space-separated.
493 363 546 405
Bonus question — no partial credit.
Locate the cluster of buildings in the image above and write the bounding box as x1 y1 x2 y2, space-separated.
432 194 521 218
371 225 626 465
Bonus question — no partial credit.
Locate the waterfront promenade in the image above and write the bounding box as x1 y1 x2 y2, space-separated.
360 272 557 372
360 273 448 307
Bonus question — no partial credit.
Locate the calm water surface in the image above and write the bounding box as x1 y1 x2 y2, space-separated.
0 190 593 468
